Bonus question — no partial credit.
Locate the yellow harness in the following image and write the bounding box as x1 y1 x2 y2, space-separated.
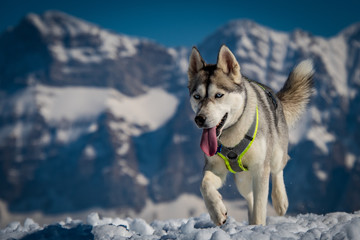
217 106 259 173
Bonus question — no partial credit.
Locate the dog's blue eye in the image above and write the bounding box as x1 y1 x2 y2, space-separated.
215 93 224 98
193 94 201 100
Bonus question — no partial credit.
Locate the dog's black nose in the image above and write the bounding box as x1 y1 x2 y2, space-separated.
195 115 206 127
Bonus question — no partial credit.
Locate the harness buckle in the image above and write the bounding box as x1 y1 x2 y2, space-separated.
227 151 238 160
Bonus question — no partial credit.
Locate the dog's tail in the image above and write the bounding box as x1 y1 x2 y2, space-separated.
277 60 314 128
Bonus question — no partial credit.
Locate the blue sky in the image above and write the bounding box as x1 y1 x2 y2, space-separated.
1 0 359 47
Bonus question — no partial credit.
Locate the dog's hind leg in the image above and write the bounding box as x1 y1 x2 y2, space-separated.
271 170 288 216
200 168 228 226
234 171 254 223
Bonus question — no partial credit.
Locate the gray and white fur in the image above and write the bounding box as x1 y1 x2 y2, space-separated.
187 45 314 226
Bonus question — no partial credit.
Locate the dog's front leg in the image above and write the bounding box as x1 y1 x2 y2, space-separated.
200 168 228 226
251 165 270 225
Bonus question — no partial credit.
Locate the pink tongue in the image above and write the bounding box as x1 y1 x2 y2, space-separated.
200 127 218 156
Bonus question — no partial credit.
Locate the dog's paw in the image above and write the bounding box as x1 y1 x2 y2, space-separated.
207 196 228 226
272 195 288 216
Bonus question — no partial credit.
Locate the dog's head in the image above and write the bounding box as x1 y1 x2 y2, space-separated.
187 45 246 156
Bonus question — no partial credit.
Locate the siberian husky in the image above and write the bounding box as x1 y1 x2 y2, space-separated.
187 45 314 225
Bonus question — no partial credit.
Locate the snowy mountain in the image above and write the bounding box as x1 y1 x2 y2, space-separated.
0 11 193 215
0 10 359 222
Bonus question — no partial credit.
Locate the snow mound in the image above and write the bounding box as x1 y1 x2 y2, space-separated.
1 212 360 240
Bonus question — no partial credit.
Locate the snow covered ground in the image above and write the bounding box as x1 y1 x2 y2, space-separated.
1 194 276 229
0 195 202 228
1 194 359 239
1 211 360 239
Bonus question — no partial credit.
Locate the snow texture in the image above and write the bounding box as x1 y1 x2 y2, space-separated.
1 85 178 145
1 211 360 240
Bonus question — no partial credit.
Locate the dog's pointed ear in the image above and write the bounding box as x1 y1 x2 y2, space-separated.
217 45 241 83
188 47 205 77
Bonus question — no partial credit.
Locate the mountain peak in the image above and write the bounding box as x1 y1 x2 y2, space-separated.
215 19 316 40
339 22 360 39
217 19 270 36
225 19 260 28
24 10 100 37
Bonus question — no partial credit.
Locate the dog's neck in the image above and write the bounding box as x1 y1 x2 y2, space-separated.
218 81 257 147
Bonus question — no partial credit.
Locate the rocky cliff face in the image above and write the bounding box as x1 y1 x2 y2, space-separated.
0 11 359 215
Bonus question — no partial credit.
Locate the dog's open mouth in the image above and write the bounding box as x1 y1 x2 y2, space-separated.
216 113 228 137
200 113 228 157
